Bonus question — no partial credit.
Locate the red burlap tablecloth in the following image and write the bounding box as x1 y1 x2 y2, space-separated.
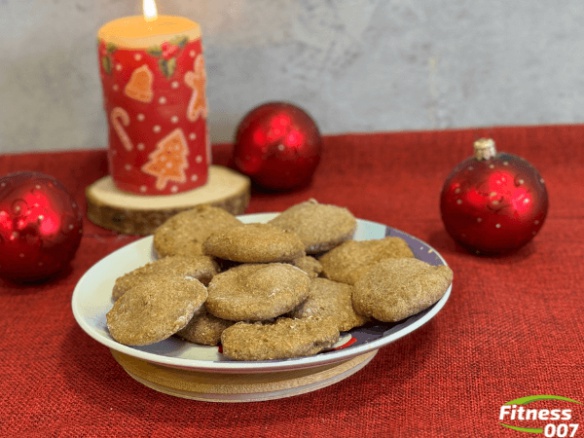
0 125 582 437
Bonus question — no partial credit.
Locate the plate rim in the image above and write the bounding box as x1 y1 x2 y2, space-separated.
72 213 451 373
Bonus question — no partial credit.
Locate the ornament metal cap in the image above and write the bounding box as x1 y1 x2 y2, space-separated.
473 138 497 160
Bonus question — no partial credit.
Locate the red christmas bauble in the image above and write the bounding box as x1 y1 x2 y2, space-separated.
440 138 548 254
0 172 83 282
233 102 322 190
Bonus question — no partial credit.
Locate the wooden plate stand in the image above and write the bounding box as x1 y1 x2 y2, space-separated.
111 349 378 402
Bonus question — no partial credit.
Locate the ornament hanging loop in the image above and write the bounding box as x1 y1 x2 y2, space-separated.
473 138 497 160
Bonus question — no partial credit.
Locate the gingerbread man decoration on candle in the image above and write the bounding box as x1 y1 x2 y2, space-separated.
184 55 208 122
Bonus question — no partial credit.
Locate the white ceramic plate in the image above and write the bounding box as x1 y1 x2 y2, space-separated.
72 213 451 374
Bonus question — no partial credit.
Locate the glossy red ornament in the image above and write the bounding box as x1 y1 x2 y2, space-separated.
233 102 322 190
440 138 548 254
0 172 83 282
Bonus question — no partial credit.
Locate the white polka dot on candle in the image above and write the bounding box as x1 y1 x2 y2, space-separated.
171 116 179 124
195 155 203 164
171 81 180 89
191 175 198 182
137 114 145 121
159 96 167 104
137 143 145 151
124 164 131 171
140 186 147 193
115 64 122 71
190 50 196 57
171 186 178 193
112 84 119 92
134 54 142 61
189 133 197 140
153 125 161 133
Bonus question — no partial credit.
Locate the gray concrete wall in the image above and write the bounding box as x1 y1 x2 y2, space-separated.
1 0 583 153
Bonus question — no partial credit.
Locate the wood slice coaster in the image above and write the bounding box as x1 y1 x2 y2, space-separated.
86 165 251 235
110 349 377 402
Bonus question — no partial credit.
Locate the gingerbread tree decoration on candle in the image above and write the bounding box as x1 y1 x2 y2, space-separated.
141 128 189 191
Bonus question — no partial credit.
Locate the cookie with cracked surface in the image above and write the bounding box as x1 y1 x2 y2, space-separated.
268 199 357 254
352 258 453 322
153 205 242 257
290 255 323 279
291 277 369 332
106 275 207 346
319 237 414 285
220 317 340 361
112 255 219 301
205 263 310 321
203 223 305 263
176 306 234 346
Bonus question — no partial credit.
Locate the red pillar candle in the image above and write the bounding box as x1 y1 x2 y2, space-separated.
97 4 209 195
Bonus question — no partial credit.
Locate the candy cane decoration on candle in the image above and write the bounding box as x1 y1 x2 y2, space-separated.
110 107 133 151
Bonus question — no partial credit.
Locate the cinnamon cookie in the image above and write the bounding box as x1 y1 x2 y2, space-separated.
153 205 242 257
291 278 369 332
220 317 340 361
319 237 414 285
112 255 219 301
352 258 453 322
106 275 208 346
205 263 310 321
291 255 323 279
269 199 357 254
203 223 305 263
176 306 234 346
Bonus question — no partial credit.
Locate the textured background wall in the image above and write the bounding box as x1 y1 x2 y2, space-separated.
1 0 584 154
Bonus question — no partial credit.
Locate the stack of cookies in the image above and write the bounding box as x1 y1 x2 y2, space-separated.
106 199 453 361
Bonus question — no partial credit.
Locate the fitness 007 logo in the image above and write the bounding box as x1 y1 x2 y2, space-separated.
499 395 581 437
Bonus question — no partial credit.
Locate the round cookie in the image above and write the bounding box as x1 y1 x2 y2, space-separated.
221 317 340 361
112 255 219 301
319 237 414 285
203 223 305 263
153 205 242 257
176 306 234 346
106 275 208 346
352 258 453 322
291 278 369 332
269 199 357 253
205 263 310 321
291 255 323 279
